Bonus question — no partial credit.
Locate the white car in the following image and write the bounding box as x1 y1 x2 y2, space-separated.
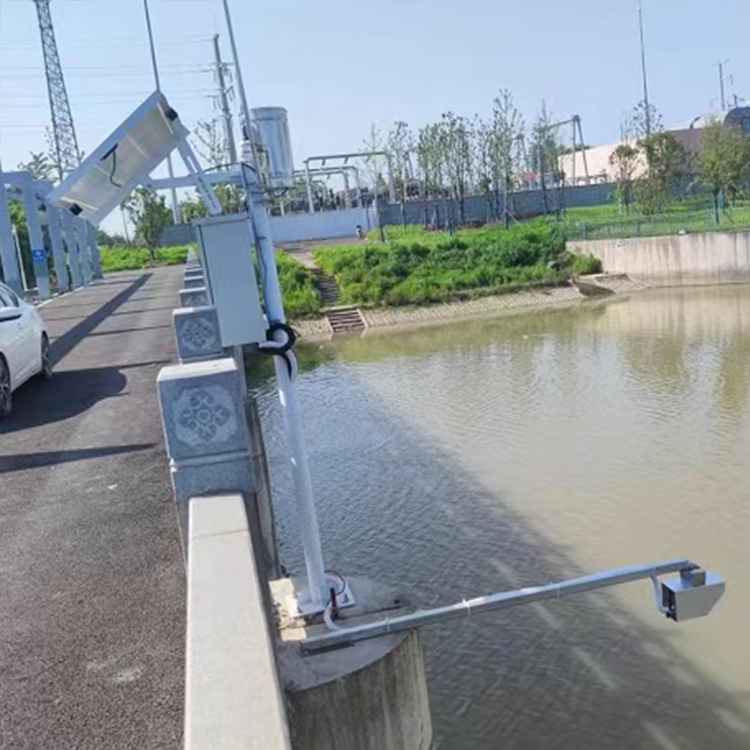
0 282 52 417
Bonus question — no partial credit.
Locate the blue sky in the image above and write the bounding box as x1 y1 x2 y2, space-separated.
1 0 749 227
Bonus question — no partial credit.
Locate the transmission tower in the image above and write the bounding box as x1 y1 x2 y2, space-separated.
33 0 81 181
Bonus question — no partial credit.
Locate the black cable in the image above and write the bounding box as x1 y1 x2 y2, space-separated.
105 146 123 188
257 322 296 354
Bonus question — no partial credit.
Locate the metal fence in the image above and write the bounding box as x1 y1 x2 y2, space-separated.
560 208 750 241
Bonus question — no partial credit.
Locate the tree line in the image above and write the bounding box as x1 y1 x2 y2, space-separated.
361 91 566 227
365 95 750 226
608 102 750 220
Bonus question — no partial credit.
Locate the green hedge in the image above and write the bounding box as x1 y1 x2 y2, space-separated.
100 245 191 272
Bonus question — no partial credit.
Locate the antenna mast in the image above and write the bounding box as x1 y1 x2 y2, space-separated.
33 0 81 181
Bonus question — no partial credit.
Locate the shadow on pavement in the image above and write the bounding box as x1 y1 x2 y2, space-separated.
88 325 174 338
1 368 127 434
0 443 155 472
49 274 151 366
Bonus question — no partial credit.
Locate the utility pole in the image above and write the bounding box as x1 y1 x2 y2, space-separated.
717 60 730 111
638 0 651 137
143 0 181 223
212 34 237 165
221 0 259 171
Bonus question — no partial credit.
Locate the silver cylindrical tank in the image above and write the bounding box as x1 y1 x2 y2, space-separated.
250 107 294 189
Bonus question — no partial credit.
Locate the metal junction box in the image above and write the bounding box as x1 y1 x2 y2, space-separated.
194 213 266 347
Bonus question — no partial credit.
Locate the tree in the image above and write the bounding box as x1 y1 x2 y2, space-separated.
490 89 525 226
193 118 230 169
699 118 750 223
416 122 448 227
179 193 210 224
441 112 473 224
361 124 388 201
529 102 562 213
122 187 173 256
629 100 663 140
635 131 686 214
609 144 640 213
386 121 414 221
473 115 493 219
187 118 245 217
17 151 56 182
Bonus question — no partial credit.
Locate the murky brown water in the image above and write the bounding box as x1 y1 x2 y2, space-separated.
258 285 750 749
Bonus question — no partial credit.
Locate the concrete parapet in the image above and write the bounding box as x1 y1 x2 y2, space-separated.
173 306 223 362
186 493 291 750
184 276 205 289
180 288 210 308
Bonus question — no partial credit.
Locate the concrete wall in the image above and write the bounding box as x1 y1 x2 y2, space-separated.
161 207 376 247
379 182 614 226
271 207 375 243
569 231 750 286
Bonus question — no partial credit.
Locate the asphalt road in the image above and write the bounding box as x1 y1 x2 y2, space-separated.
0 267 185 749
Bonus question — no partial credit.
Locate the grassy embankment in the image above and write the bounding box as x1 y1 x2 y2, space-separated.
99 244 322 318
312 220 600 308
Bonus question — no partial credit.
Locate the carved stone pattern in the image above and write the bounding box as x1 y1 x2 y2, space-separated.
180 316 217 353
174 386 237 446
183 292 208 307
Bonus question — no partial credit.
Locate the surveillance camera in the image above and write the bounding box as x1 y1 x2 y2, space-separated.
659 569 725 622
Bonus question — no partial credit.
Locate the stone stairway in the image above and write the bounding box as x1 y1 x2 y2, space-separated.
310 267 341 306
325 306 366 334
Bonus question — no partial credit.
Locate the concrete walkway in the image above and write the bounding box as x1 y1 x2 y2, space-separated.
0 267 185 749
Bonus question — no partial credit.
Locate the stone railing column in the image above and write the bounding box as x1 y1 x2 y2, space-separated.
157 357 278 576
173 305 223 363
179 287 209 308
157 358 255 556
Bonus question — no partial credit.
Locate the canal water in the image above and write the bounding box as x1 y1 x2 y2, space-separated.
257 285 750 750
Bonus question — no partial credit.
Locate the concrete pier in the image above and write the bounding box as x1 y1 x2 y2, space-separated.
274 578 433 750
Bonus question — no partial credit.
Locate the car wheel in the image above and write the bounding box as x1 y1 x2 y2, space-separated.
40 335 53 380
0 357 12 418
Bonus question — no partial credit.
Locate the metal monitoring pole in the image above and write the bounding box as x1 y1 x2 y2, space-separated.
143 0 181 223
213 34 237 165
638 0 651 137
33 0 81 182
304 559 715 653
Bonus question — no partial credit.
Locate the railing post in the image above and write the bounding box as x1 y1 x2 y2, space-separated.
157 358 255 558
173 305 224 363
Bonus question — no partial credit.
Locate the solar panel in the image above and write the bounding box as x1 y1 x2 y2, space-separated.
47 91 188 226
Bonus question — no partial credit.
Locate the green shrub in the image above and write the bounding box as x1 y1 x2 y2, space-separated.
275 252 322 317
569 252 603 276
